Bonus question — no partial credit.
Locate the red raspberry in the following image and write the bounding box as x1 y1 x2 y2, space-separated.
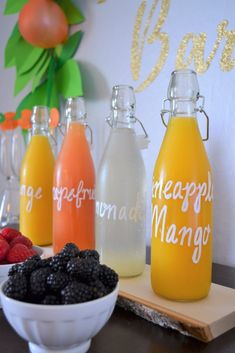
1 228 21 243
6 244 37 264
10 234 33 249
0 239 10 261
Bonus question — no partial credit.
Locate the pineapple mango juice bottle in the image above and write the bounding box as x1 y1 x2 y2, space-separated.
151 70 213 301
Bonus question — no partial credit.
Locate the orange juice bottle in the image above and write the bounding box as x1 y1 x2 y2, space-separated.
20 106 54 245
151 69 213 301
53 97 95 253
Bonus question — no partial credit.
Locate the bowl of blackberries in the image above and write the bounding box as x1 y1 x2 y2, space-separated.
0 243 119 353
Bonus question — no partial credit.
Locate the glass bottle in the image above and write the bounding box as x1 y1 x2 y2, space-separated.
20 106 54 245
96 85 147 277
151 69 213 301
53 97 95 253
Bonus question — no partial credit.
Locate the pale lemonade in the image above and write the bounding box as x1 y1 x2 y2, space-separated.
20 135 54 245
151 116 212 300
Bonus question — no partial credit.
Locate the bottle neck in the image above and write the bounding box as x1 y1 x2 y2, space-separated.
170 99 197 117
111 110 135 129
31 106 50 136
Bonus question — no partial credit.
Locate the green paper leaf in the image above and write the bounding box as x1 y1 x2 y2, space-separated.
5 24 22 68
56 59 83 98
4 0 28 15
57 31 83 68
32 53 51 92
56 0 85 24
14 51 48 95
16 80 59 118
15 38 45 75
0 113 5 123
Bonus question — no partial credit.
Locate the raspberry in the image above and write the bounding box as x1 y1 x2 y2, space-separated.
0 238 10 261
47 272 69 292
99 265 118 291
0 228 21 242
61 282 93 304
4 274 27 301
10 234 33 249
7 243 37 264
79 250 100 262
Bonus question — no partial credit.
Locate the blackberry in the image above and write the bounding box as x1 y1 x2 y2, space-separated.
89 280 107 299
37 257 52 268
61 243 80 258
99 265 118 291
29 267 52 298
75 258 100 282
47 272 69 292
4 274 27 301
66 258 80 278
50 253 69 272
17 257 40 277
61 282 93 304
42 295 61 305
8 263 22 276
28 254 41 262
79 250 100 262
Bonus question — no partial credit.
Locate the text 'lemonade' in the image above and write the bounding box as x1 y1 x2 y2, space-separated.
53 97 95 253
151 70 213 301
20 106 54 245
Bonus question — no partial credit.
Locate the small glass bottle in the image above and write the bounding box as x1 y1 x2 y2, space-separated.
151 69 213 301
96 85 147 277
53 97 95 253
20 106 54 245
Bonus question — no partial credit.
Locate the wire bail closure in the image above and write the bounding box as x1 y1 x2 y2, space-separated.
106 115 148 139
160 95 210 141
57 117 93 146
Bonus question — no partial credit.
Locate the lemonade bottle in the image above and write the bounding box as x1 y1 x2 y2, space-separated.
53 97 95 253
151 69 213 301
96 85 148 277
20 106 55 245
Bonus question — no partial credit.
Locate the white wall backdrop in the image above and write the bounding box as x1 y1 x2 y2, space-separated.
0 0 235 266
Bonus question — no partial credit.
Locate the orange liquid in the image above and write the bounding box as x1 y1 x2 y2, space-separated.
151 117 212 301
53 122 95 253
20 135 54 245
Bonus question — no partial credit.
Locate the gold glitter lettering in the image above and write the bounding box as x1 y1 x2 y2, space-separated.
131 0 170 92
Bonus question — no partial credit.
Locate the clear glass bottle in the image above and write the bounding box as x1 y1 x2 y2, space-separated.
151 70 213 301
20 106 54 245
53 97 95 253
96 85 147 277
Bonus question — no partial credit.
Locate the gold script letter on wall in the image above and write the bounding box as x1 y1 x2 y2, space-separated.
131 0 170 92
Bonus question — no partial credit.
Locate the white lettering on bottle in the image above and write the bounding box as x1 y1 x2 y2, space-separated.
20 185 43 213
96 193 144 223
53 180 95 211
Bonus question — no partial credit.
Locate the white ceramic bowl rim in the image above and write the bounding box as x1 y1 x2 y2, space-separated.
0 280 119 310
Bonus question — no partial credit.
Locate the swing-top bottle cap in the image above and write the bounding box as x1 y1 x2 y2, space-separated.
111 85 136 112
65 97 87 121
168 69 200 102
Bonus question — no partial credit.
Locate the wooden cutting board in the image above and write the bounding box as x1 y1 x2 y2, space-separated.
118 265 235 342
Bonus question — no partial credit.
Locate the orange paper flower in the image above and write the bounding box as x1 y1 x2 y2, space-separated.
50 108 60 128
0 112 18 131
17 109 32 130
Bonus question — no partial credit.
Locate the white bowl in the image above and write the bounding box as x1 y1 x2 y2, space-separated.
0 282 118 353
0 246 44 307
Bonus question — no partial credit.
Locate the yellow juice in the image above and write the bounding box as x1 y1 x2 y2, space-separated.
20 135 54 245
151 117 213 301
